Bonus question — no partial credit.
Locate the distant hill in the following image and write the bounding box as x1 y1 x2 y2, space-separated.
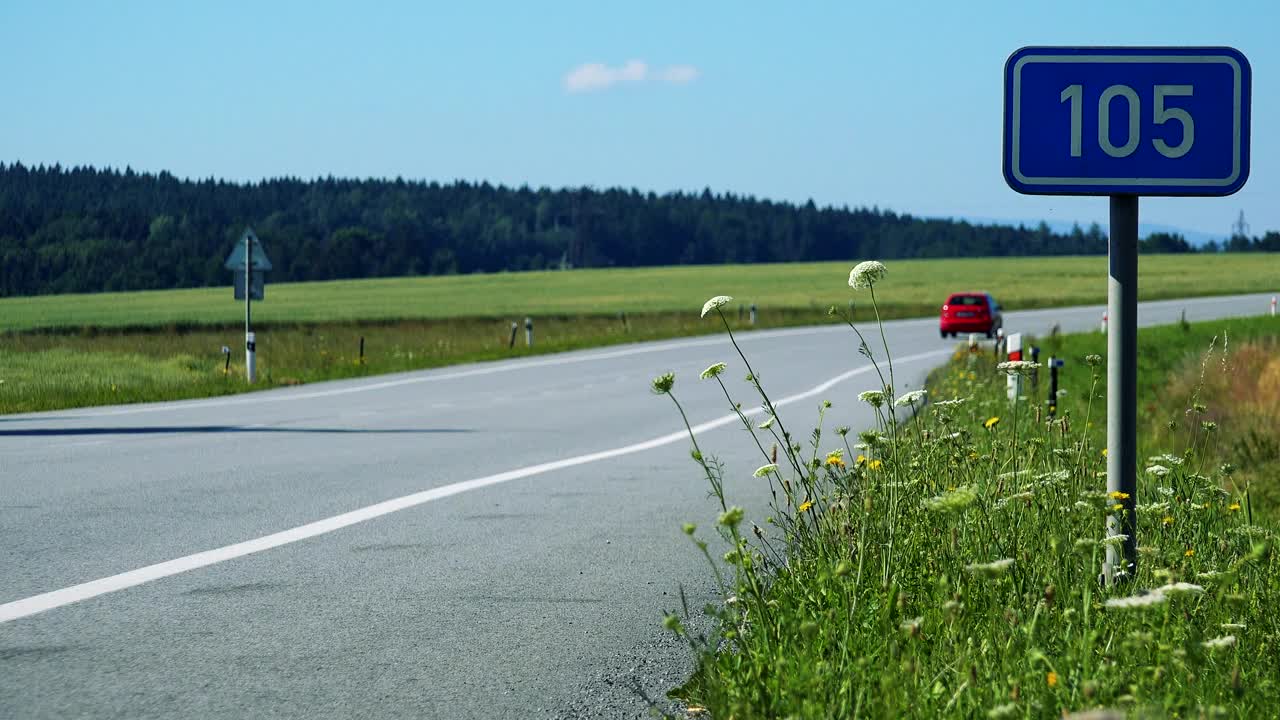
1 163 1270 298
958 216 1227 248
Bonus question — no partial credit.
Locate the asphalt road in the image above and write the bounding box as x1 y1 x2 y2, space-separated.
2 292 1274 719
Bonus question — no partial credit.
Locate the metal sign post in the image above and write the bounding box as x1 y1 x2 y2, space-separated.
224 228 273 383
1004 46 1251 585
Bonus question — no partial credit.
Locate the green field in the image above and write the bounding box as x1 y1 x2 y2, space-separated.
2 254 1277 414
3 254 1277 332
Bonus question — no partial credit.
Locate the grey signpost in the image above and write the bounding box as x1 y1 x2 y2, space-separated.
223 228 273 383
1004 47 1250 584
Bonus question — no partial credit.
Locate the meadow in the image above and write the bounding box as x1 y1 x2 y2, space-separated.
3 253 1277 332
2 253 1277 414
657 277 1280 718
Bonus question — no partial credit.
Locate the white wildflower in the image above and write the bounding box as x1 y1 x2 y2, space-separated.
1221 623 1246 631
925 486 977 515
1105 591 1168 609
858 389 887 408
1146 464 1172 478
753 463 778 478
1149 453 1184 466
900 617 923 633
1197 570 1225 581
757 415 775 430
965 558 1014 577
997 360 1042 376
995 491 1035 510
987 702 1019 719
1157 486 1175 497
700 295 733 318
1156 582 1205 597
894 389 927 407
1100 534 1130 548
1202 635 1237 650
933 397 969 408
699 362 727 380
848 260 888 289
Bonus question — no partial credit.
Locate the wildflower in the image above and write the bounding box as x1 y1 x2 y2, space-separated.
1185 548 1195 557
700 295 733 318
1146 464 1171 478
1112 503 1124 512
858 389 887 408
1073 538 1099 552
987 702 1019 719
997 360 1042 376
1102 448 1108 458
797 500 814 513
868 459 883 471
1221 623 1246 631
1101 534 1129 548
753 463 778 478
984 416 1000 429
1162 516 1174 526
994 490 1035 510
900 617 923 634
825 450 846 469
1046 671 1058 688
1105 591 1168 609
1229 502 1241 512
894 389 927 407
835 425 850 436
933 397 968 408
927 486 977 514
1085 354 1103 367
965 558 1014 577
1156 582 1205 597
757 415 775 430
682 523 697 536
650 372 675 394
1109 491 1131 500
1149 453 1184 466
717 506 745 529
1157 486 1175 497
1202 635 1237 650
848 260 888 289
699 362 727 380
855 454 867 466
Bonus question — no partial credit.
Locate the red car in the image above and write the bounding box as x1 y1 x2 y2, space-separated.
939 292 1003 339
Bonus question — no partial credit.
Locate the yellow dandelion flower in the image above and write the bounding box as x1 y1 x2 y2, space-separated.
1162 516 1174 526
1046 671 1058 688
856 454 867 466
798 500 814 513
1112 504 1124 512
1203 502 1212 509
984 416 1000 429
1109 491 1130 500
1185 549 1195 557
868 459 884 471
1229 502 1241 512
967 372 976 381
1102 448 1108 458
825 455 846 469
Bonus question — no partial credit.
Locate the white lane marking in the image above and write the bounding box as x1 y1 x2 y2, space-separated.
0 348 950 624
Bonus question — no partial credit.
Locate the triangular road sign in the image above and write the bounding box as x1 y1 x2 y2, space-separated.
224 228 274 271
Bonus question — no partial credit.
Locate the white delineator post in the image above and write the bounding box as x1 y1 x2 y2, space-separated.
1101 311 1108 334
1271 295 1276 316
1005 332 1023 402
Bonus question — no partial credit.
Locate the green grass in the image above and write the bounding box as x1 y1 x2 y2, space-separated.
656 300 1280 718
3 254 1277 332
2 254 1276 414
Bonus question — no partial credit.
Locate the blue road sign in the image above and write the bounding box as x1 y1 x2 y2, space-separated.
1004 47 1250 196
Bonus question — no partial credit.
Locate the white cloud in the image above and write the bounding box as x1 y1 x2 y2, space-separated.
563 61 699 93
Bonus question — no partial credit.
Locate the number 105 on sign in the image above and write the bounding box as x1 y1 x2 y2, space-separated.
1003 47 1250 196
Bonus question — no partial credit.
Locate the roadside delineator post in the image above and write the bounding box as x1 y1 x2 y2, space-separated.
222 345 231 374
1271 296 1276 316
1047 357 1065 417
749 303 757 325
508 322 518 349
525 317 533 347
1005 332 1023 402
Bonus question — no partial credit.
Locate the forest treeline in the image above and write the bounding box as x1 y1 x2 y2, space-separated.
2 163 1275 297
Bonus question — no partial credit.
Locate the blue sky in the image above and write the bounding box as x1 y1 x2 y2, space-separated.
1 1 1274 238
